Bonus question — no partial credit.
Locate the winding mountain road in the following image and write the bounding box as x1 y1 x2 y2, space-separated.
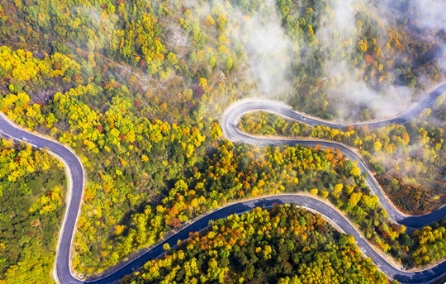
1 83 446 283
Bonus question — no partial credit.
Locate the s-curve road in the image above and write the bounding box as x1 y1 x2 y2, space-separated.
1 83 446 283
0 114 85 284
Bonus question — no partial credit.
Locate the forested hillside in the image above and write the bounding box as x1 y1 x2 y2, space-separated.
0 139 66 283
123 205 390 283
1 0 446 282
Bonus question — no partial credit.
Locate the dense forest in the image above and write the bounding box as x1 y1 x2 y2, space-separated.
0 138 66 283
123 205 390 283
1 0 446 282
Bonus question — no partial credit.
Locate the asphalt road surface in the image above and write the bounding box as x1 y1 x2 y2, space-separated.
1 83 446 283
